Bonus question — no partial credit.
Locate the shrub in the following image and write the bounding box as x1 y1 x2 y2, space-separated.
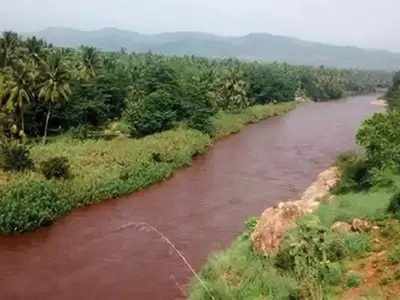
70 124 95 140
388 192 400 219
275 216 346 279
346 272 362 288
187 108 215 135
357 111 400 169
388 245 400 264
333 152 371 194
0 141 34 172
124 89 178 136
0 181 68 233
319 262 343 286
344 233 371 256
40 157 71 180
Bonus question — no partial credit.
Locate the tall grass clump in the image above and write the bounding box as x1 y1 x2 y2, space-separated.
0 180 69 233
189 232 299 300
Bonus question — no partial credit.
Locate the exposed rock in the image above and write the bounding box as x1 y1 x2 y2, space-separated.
371 225 380 233
320 195 336 204
251 167 339 254
352 219 371 232
331 221 352 234
370 99 387 107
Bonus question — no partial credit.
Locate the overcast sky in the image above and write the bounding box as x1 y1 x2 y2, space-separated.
1 0 399 52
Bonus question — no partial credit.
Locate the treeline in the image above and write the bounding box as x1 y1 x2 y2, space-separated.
385 70 400 110
0 31 392 141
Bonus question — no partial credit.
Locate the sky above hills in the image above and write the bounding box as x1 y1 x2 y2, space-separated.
1 0 399 52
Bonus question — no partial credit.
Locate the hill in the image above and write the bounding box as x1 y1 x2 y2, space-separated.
26 27 400 70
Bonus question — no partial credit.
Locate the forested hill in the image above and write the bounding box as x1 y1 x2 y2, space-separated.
26 27 400 70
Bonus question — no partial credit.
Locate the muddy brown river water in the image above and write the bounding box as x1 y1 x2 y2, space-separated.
0 94 383 300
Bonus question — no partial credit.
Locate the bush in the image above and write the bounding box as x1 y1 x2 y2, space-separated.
346 272 362 288
333 152 371 194
388 245 400 264
275 216 346 279
357 111 400 169
344 233 371 256
125 89 178 136
40 157 71 179
319 262 343 286
0 141 34 172
0 181 68 233
388 192 400 218
70 124 95 140
187 108 215 135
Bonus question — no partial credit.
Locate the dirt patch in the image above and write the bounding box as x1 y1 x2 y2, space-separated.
342 228 400 300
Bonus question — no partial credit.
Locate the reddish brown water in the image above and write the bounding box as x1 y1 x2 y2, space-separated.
0 94 383 300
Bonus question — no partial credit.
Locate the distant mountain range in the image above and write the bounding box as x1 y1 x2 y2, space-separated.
25 27 400 70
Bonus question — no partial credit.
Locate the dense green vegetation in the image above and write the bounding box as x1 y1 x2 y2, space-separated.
0 31 391 141
189 77 400 299
30 27 400 70
0 31 391 234
0 102 294 233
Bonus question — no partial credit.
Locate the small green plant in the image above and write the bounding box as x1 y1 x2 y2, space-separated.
319 262 343 286
388 245 400 264
346 272 362 288
245 217 258 233
0 181 69 233
40 157 71 179
344 233 371 257
0 141 34 172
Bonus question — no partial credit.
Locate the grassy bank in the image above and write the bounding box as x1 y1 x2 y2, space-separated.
189 184 399 300
0 102 295 234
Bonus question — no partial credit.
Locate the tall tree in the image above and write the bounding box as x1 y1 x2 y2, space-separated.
80 46 102 79
39 49 71 143
2 59 36 135
0 31 19 69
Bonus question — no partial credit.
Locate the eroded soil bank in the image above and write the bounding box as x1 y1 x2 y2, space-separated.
0 94 383 300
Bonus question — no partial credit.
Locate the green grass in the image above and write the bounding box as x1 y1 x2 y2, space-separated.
316 190 392 227
189 235 299 300
189 186 397 300
212 102 296 139
0 102 295 233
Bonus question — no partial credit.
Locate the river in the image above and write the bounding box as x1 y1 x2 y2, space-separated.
0 94 384 300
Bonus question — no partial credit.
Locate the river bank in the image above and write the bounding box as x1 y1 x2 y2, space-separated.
0 94 383 300
189 93 399 300
0 102 296 234
188 161 398 299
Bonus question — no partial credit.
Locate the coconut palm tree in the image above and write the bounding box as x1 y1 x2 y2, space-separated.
2 59 36 135
80 46 102 79
39 49 71 143
0 31 19 68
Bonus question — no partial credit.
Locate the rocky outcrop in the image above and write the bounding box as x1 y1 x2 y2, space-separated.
351 218 371 233
251 167 339 255
331 221 352 234
331 219 371 234
370 99 387 107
